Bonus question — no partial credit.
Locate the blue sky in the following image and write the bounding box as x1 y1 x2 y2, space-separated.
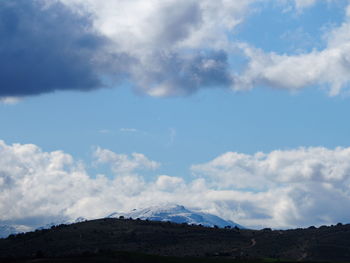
2 0 350 229
2 84 350 180
236 1 346 53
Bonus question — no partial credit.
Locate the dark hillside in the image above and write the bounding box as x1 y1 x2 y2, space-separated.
0 218 350 262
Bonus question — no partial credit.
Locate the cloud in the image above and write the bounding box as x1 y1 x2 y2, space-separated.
55 0 349 98
293 0 338 11
131 50 234 97
192 147 350 227
235 42 350 96
234 2 350 96
1 140 350 230
98 129 111 134
293 0 317 10
278 0 333 12
1 0 257 98
192 147 350 188
119 128 138 133
167 128 177 146
155 175 185 192
60 0 251 51
0 0 110 97
1 0 347 97
0 97 20 105
60 0 247 96
93 147 160 174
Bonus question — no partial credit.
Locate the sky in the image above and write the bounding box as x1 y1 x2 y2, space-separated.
1 0 350 230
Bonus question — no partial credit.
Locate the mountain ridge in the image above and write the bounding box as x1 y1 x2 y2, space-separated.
0 204 243 239
0 224 31 239
108 204 244 228
1 217 350 262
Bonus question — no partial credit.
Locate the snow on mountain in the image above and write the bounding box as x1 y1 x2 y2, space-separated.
108 204 244 228
1 205 243 239
37 217 88 230
0 217 88 239
0 225 32 239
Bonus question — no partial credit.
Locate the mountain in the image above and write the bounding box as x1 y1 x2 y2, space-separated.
0 217 87 239
1 218 350 262
0 224 31 239
37 217 88 230
1 203 243 239
0 225 18 239
108 204 244 228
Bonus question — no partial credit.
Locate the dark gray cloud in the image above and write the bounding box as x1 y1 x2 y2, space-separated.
4 0 336 98
155 0 202 47
134 50 233 96
0 0 235 98
0 0 106 97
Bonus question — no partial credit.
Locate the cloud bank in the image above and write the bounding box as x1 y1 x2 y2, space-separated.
1 0 347 98
1 140 350 230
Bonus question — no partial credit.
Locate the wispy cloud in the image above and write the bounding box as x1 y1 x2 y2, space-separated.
0 97 21 105
166 128 177 146
98 129 112 134
119 128 138 133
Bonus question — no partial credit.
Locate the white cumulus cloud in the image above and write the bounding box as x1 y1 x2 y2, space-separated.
57 0 350 97
235 2 350 96
56 0 257 96
192 147 350 227
1 0 345 98
94 147 160 174
1 141 350 230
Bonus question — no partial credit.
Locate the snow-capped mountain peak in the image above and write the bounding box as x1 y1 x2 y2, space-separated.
108 204 244 228
1 205 243 239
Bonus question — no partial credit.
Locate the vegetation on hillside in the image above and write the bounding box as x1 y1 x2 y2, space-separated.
0 218 349 262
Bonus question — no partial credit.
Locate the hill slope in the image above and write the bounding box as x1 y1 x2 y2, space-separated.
1 218 350 262
0 225 31 239
0 205 241 239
